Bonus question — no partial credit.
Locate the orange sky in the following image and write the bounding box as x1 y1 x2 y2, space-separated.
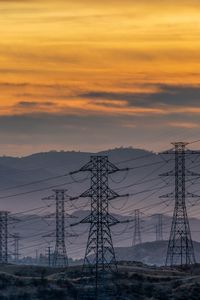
0 0 200 155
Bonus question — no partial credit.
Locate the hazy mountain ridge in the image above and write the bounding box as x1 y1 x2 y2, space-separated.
0 147 164 212
115 240 200 265
9 210 200 263
0 147 154 171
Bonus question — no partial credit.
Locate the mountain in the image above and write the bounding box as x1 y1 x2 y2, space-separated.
8 210 200 262
115 240 200 265
0 147 164 212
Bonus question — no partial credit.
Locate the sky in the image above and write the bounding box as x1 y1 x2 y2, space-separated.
1 0 200 156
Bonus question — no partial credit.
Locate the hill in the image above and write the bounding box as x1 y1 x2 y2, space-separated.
115 240 200 265
8 211 200 262
0 262 199 299
0 147 162 212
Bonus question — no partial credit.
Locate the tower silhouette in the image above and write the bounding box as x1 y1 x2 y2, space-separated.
160 142 199 267
46 245 52 267
132 209 142 246
43 189 69 267
0 211 8 264
70 156 128 299
12 233 20 263
155 214 163 241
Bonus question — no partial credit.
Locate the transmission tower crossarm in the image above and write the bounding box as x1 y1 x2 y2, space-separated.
70 159 129 176
159 147 176 155
160 170 175 177
186 170 200 177
70 216 91 227
42 195 55 201
110 218 133 228
107 215 120 226
108 167 129 174
108 192 129 201
159 192 174 199
120 219 134 224
70 189 128 202
70 160 93 174
70 196 79 201
69 170 81 175
187 192 200 198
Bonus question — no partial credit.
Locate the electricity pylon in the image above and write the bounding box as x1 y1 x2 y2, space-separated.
70 156 128 299
132 209 142 246
12 233 20 263
43 189 69 267
160 142 200 267
45 244 52 267
0 211 8 264
155 214 163 241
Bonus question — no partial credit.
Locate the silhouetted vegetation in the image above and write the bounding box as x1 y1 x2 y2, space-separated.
0 263 199 299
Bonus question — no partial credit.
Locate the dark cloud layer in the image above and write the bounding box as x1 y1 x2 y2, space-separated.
79 84 200 108
15 101 56 108
0 83 199 155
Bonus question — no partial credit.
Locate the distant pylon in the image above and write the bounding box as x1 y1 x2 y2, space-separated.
35 249 39 264
132 209 142 246
155 214 163 241
45 245 52 267
0 211 8 264
70 156 128 299
160 142 200 267
43 189 69 267
12 233 20 263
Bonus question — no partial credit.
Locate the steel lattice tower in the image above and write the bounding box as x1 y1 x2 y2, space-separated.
44 189 68 267
13 233 20 263
0 212 8 264
45 245 52 267
53 189 68 267
160 142 199 267
71 156 127 299
132 209 142 246
155 214 163 241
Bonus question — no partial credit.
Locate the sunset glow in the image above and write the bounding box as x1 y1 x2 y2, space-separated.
0 0 200 154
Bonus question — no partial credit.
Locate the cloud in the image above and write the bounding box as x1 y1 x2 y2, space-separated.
1 83 200 119
15 101 55 108
149 84 200 106
0 0 200 155
79 84 200 108
0 109 198 156
168 122 199 129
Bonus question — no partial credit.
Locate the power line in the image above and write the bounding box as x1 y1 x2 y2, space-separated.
0 151 160 194
188 139 200 145
0 180 78 200
0 173 70 192
114 152 156 165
